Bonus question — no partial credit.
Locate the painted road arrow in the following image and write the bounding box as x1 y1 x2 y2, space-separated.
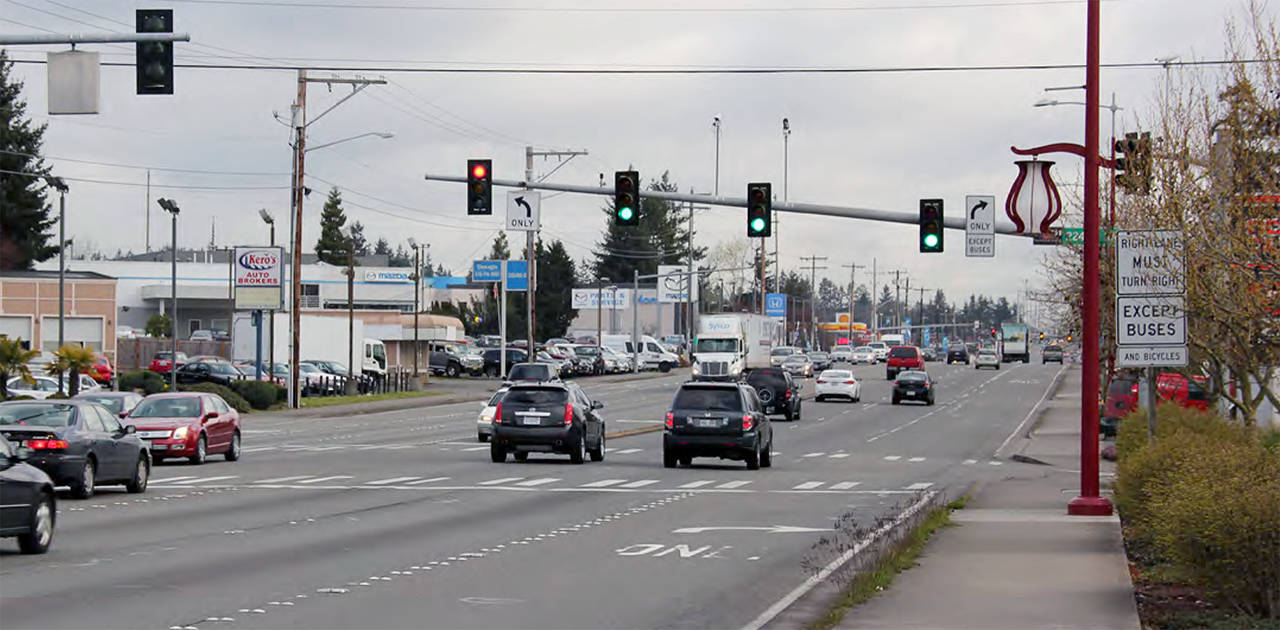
515 196 532 217
672 526 829 534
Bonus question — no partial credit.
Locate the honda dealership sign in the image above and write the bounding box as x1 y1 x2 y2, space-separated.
233 246 284 310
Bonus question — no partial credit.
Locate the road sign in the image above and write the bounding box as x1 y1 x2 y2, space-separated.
506 191 541 231
922 328 931 346
1116 345 1189 367
1117 295 1185 346
1055 226 1115 246
472 260 502 282
505 260 528 291
965 195 996 258
1116 230 1184 296
765 293 786 319
571 288 632 310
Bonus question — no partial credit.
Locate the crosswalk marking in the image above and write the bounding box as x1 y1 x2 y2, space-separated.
678 480 716 489
618 479 660 489
515 478 561 487
883 455 902 461
963 459 978 465
297 475 353 484
802 452 826 458
905 482 934 490
406 477 450 485
613 448 642 455
479 477 524 486
717 480 752 489
151 475 199 484
829 453 850 459
581 479 627 488
794 481 824 490
254 475 313 484
166 476 237 485
830 481 862 490
366 476 420 485
908 457 927 462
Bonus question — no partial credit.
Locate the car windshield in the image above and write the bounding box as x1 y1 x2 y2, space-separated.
897 372 929 382
504 388 568 406
868 342 886 348
889 347 917 358
980 351 997 357
298 363 322 374
0 403 76 427
574 346 600 357
76 396 124 414
697 338 739 353
130 397 201 418
673 387 743 412
808 352 828 359
855 347 872 353
783 355 807 363
771 348 795 356
821 371 852 380
1045 345 1062 352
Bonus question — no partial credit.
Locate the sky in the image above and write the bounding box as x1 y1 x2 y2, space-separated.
1 0 1248 318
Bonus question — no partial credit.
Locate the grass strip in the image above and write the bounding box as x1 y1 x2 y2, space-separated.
808 497 968 630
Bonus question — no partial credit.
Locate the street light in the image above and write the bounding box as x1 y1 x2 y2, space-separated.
259 209 276 382
305 131 394 154
596 276 610 363
43 177 69 393
344 225 358 395
157 198 180 392
407 238 429 382
1033 92 1124 225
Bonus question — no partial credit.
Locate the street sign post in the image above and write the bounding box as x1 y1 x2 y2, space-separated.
506 191 541 231
964 195 995 258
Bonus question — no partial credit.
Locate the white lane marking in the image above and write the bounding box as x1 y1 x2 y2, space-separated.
581 479 627 488
241 447 277 453
151 475 199 483
479 477 524 486
619 480 660 488
905 482 934 490
908 457 926 462
297 475 353 484
882 455 902 461
963 459 978 465
717 480 752 489
384 445 416 450
793 481 824 490
406 477 450 485
678 480 716 489
802 452 826 458
829 453 849 459
830 482 861 490
461 446 489 452
613 448 643 455
515 478 561 487
995 362 1068 457
254 475 313 484
165 476 237 485
989 461 1004 466
366 476 420 485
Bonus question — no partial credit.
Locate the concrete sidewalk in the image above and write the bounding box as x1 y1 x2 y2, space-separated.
836 366 1141 630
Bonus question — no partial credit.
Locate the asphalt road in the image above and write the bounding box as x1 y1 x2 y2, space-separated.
0 358 1067 630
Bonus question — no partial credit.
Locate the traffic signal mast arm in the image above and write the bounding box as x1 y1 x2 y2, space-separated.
424 172 1033 236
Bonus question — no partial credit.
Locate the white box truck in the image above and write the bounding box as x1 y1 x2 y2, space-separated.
691 314 783 381
1000 323 1030 363
234 313 387 378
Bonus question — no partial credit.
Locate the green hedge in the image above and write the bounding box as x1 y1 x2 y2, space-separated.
119 370 168 395
229 380 285 410
178 383 252 413
1114 407 1280 619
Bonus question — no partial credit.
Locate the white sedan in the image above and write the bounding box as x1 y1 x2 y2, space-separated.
476 387 508 442
814 370 862 402
850 346 877 364
974 350 1002 370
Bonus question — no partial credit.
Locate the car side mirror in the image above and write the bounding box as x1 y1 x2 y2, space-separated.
124 424 136 434
592 401 604 410
119 410 130 419
203 411 218 422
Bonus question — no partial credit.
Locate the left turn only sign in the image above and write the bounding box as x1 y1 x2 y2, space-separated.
507 191 541 231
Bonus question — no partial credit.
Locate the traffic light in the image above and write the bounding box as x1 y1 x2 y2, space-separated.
1114 132 1152 195
747 182 772 237
1039 332 1045 341
467 159 492 215
990 327 998 337
136 9 174 95
919 199 944 252
614 171 639 226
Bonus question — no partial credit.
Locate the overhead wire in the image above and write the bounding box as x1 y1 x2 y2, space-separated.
0 167 287 191
0 148 288 176
149 0 1097 13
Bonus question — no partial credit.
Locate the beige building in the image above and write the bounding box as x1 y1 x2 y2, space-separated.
0 270 119 361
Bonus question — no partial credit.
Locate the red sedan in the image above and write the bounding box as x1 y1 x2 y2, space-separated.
124 393 241 464
148 351 188 374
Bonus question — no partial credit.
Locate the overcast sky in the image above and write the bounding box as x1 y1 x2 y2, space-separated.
2 0 1245 311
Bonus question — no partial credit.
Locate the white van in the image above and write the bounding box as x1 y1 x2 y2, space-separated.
602 334 680 373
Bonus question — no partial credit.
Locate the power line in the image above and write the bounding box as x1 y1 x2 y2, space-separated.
155 0 1096 13
0 148 287 176
0 167 287 190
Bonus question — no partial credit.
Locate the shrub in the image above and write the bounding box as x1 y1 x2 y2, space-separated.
229 380 284 410
119 370 167 395
178 383 251 413
5 395 34 401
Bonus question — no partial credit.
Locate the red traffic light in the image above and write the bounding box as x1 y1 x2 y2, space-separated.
471 163 488 179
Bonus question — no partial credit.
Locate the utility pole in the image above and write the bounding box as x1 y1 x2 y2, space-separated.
687 194 709 359
842 262 865 343
778 117 789 296
145 170 151 252
288 71 386 408
525 146 588 348
916 286 930 341
799 256 827 349
872 258 878 334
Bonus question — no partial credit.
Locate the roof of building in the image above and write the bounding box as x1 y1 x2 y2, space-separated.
0 269 115 280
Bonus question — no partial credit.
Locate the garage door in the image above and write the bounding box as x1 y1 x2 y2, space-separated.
40 316 104 352
0 316 34 349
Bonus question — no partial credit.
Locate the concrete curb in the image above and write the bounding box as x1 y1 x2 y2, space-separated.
754 485 970 630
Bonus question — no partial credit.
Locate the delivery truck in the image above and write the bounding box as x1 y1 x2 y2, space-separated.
691 314 783 381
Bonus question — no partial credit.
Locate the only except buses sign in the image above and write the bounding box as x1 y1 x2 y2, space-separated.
233 246 283 310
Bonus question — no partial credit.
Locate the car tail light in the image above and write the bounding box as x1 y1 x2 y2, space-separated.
742 415 754 431
784 389 792 399
27 439 69 450
844 380 856 385
494 402 504 424
816 379 826 384
564 403 574 426
665 412 674 429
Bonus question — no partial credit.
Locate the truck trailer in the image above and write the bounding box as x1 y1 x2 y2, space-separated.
691 314 783 381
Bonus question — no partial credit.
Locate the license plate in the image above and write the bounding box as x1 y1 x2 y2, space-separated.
152 444 167 450
696 418 720 428
765 405 774 414
905 391 917 397
522 417 541 426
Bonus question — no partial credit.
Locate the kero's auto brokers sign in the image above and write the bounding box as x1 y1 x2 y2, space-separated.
234 246 284 310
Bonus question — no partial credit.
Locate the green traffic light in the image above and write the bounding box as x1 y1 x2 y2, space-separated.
750 217 767 233
923 233 939 248
618 207 634 221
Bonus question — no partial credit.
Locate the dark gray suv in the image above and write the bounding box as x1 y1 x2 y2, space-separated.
663 382 773 470
490 382 605 464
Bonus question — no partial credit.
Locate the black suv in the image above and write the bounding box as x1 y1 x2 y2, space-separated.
946 346 969 365
490 382 606 464
745 368 802 421
482 349 529 378
663 382 772 470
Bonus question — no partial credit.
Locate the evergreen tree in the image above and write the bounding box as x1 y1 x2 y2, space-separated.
0 51 57 270
348 221 369 256
373 237 392 256
314 187 350 265
531 240 579 340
